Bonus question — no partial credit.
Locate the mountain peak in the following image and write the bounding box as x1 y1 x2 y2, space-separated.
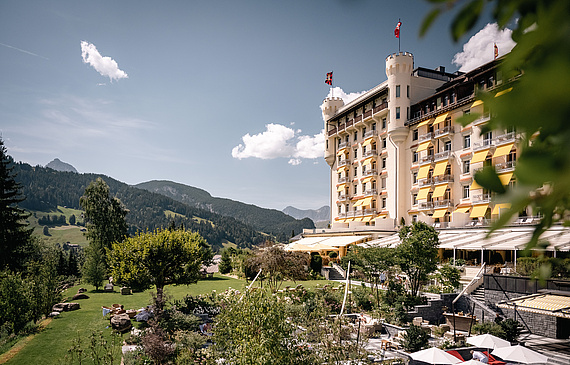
46 158 78 173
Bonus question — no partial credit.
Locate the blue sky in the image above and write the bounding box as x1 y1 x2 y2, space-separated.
0 0 514 211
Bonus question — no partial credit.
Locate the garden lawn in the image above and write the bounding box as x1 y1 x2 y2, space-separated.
3 274 244 365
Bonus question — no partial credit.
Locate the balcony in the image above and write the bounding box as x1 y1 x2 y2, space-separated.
495 160 516 172
363 149 378 158
494 131 516 145
373 102 388 114
432 199 453 208
419 132 433 142
364 189 377 197
338 194 348 202
419 177 433 187
328 127 337 137
362 169 378 178
473 113 491 126
418 202 433 210
364 130 378 139
338 176 350 184
361 208 377 216
363 110 372 120
473 193 492 203
434 150 452 162
434 126 454 138
473 139 494 151
433 174 454 184
338 141 350 150
420 154 435 164
338 159 349 168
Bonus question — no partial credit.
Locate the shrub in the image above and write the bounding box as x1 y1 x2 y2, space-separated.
401 324 429 352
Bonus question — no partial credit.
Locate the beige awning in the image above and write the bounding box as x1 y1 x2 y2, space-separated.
362 157 374 166
454 206 471 214
493 143 514 158
417 141 432 152
432 184 448 198
495 87 513 98
337 165 348 172
361 216 373 223
361 176 373 184
433 112 449 125
470 204 489 218
337 184 346 192
417 165 431 179
432 208 448 219
432 160 448 177
360 197 373 207
362 138 373 147
492 203 511 215
498 172 513 185
337 147 347 156
417 118 434 128
417 187 431 200
471 100 484 108
471 149 489 164
470 180 482 190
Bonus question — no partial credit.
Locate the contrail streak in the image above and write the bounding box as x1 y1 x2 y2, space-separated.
0 42 49 60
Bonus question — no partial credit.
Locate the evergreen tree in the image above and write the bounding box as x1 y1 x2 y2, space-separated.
218 247 233 274
69 214 76 225
0 138 34 271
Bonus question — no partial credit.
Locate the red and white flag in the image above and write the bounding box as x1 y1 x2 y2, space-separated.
394 20 402 38
494 43 498 59
325 71 333 86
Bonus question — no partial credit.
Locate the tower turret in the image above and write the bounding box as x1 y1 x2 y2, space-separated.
322 96 344 166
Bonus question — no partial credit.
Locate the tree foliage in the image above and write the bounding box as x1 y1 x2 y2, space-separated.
0 138 34 271
423 0 570 278
108 228 212 310
396 222 440 297
246 246 309 291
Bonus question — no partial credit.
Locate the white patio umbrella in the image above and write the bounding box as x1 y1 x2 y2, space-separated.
466 333 510 351
459 361 485 365
409 347 462 365
491 345 549 364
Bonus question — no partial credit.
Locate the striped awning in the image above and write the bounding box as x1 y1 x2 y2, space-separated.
470 204 489 218
432 184 448 198
433 161 448 177
417 187 431 200
417 141 432 152
498 172 513 185
417 165 431 179
493 143 514 158
417 118 434 128
471 149 489 164
433 112 449 125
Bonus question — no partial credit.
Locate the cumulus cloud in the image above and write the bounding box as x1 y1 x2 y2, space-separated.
320 86 368 121
452 23 516 72
231 124 324 165
81 41 128 81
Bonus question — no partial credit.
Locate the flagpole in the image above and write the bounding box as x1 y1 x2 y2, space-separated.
398 18 401 53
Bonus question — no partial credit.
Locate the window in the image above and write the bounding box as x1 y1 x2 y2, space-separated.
412 151 418 163
412 194 417 205
444 141 452 151
338 172 341 180
437 97 442 110
362 127 366 139
407 107 410 120
407 85 410 98
382 178 386 189
443 95 449 106
382 118 387 129
382 138 387 149
355 148 358 158
354 166 358 176
382 197 387 208
463 160 470 174
463 185 470 199
326 140 328 149
413 129 418 141
354 185 358 194
382 157 387 169
463 134 471 148
354 132 357 141
412 172 417 184
396 107 400 119
396 85 401 98
412 215 418 223
362 182 367 191
372 123 376 131
451 91 456 103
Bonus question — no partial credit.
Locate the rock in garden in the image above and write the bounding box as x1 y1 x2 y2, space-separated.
72 293 90 300
77 288 87 293
110 313 132 332
52 302 80 312
120 287 132 295
48 311 60 317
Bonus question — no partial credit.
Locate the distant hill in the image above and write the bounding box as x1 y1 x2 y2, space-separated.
46 158 78 173
12 163 268 250
283 205 330 223
135 180 315 242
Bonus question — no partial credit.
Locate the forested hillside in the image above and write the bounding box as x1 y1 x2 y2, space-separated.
135 180 315 242
13 163 267 250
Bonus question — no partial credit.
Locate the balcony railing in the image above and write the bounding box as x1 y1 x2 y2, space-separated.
494 131 516 144
364 189 377 197
434 150 452 162
338 141 350 149
433 174 454 184
328 127 337 136
434 126 454 138
362 169 378 177
495 160 516 172
432 199 453 208
473 113 491 125
338 176 350 184
363 150 378 158
363 110 372 120
419 132 433 142
432 222 450 228
419 178 433 187
473 139 494 151
338 194 348 202
338 159 349 168
473 193 492 203
420 154 435 164
364 130 378 139
419 202 433 210
373 102 388 114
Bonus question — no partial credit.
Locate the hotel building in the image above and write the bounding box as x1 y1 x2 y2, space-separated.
323 51 518 230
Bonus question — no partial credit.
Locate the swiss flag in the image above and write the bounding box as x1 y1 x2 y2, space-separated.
325 72 333 86
394 21 402 38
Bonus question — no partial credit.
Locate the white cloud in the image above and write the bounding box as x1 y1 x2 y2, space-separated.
452 23 516 72
231 124 325 165
81 41 128 81
320 86 368 121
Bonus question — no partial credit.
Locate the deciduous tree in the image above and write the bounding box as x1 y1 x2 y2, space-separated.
108 228 211 310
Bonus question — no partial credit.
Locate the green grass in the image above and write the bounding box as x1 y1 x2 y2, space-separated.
27 206 89 247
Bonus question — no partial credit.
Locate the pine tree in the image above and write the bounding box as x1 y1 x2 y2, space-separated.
0 138 34 271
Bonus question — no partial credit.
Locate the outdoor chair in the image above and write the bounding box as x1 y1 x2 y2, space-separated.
482 351 506 365
446 350 464 361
